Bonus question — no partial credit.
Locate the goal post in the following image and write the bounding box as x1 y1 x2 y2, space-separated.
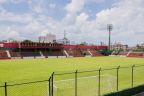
53 74 117 96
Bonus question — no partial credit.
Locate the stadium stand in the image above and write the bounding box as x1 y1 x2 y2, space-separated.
64 49 75 56
73 49 84 57
127 52 144 58
80 49 91 56
10 52 21 57
89 49 103 57
64 49 84 57
0 50 9 59
111 50 120 55
112 50 144 58
118 51 128 56
41 49 65 57
0 42 108 59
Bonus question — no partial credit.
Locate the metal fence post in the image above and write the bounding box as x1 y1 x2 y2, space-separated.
52 72 54 96
98 68 101 96
75 70 78 96
49 77 51 96
116 66 120 91
4 82 7 96
132 65 135 87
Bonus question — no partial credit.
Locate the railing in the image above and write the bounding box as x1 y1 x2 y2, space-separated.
0 64 144 96
9 52 66 59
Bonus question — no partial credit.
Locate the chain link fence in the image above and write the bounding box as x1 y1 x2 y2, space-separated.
0 75 53 96
0 65 144 96
53 65 144 96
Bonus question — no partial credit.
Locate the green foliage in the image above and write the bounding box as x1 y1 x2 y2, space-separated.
98 49 113 55
133 48 144 52
22 40 32 43
133 44 144 52
79 42 88 45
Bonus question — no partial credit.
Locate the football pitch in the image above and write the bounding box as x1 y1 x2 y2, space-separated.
0 56 144 96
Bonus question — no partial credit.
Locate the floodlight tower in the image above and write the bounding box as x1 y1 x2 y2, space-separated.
107 24 113 50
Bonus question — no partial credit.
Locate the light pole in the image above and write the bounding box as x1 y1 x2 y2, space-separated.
107 24 113 50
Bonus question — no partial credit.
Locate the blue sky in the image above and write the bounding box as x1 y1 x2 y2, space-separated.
1 0 114 20
0 0 143 46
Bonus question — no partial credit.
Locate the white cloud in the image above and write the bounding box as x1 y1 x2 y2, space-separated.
65 0 105 14
94 0 144 44
0 11 33 24
86 0 105 3
62 0 144 45
0 0 24 4
28 0 44 13
65 0 85 14
49 3 56 9
33 5 43 13
10 0 23 3
0 27 21 40
0 0 143 45
0 0 7 3
76 13 89 23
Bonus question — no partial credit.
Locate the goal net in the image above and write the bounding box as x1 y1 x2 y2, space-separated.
53 74 117 96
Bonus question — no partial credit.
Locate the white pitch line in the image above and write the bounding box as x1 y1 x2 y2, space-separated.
54 74 116 83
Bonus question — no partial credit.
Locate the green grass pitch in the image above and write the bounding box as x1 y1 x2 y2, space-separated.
0 56 144 96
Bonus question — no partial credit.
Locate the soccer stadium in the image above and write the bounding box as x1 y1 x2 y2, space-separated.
0 40 144 96
0 0 144 96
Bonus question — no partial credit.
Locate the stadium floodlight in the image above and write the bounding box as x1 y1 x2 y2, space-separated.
107 24 113 50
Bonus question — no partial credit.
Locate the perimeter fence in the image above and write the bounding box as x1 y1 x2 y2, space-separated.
0 64 144 96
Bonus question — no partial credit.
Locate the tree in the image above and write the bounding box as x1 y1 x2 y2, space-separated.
22 40 32 43
80 42 88 45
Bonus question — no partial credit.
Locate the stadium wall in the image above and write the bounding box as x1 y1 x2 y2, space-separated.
0 42 108 59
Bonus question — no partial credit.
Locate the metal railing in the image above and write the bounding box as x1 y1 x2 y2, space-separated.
0 64 144 96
